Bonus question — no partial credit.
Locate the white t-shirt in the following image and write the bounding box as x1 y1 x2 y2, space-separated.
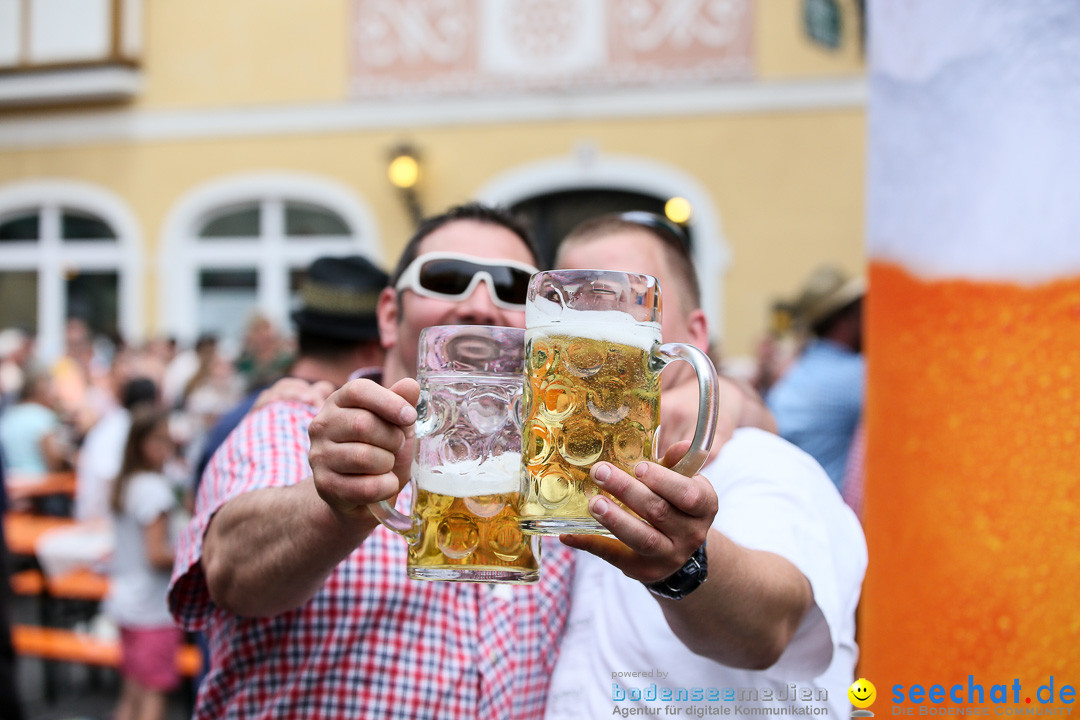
545 428 867 720
75 407 131 523
104 471 177 628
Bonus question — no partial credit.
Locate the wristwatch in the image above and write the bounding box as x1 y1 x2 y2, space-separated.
645 541 709 600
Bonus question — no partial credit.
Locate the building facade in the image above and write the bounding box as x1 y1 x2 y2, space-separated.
0 0 866 365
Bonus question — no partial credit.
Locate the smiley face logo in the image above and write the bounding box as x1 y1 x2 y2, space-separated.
848 678 877 709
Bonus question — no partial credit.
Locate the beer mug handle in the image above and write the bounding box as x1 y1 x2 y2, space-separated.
368 497 416 539
654 342 719 477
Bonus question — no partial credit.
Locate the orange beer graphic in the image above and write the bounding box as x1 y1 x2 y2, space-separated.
861 0 1080 696
860 262 1080 687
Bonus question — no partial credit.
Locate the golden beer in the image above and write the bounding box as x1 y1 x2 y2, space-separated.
407 454 539 583
519 327 660 534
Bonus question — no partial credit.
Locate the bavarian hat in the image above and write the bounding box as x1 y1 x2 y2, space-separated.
291 255 388 340
793 265 865 330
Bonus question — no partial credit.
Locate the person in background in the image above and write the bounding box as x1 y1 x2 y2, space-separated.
233 314 293 394
161 334 213 410
105 406 183 720
0 368 70 477
544 213 866 720
51 317 114 439
178 344 244 475
191 253 389 495
75 376 159 523
0 327 35 413
766 265 865 491
177 335 224 411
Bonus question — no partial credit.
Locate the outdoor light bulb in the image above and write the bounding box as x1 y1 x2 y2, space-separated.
665 197 693 225
388 154 420 189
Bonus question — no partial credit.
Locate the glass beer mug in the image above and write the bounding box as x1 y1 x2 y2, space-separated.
370 325 539 583
519 270 718 536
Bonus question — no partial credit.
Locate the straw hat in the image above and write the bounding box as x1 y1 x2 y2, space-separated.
793 265 865 330
291 255 388 341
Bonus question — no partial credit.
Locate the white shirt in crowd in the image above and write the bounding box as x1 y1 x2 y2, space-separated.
104 470 177 628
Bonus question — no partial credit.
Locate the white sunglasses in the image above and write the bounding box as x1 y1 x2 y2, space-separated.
394 252 539 310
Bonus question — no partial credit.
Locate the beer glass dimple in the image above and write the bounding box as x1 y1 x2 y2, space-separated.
369 325 539 583
519 270 719 536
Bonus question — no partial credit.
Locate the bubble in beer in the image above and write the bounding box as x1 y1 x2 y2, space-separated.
464 386 510 435
587 378 631 423
524 420 554 464
417 486 454 513
464 493 508 518
539 381 579 421
537 467 574 508
612 423 648 465
436 514 479 559
565 339 605 377
488 516 527 561
559 419 605 466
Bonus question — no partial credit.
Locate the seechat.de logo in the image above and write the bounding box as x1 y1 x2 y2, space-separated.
850 678 878 717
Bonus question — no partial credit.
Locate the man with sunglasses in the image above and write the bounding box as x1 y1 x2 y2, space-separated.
543 213 867 720
170 202 719 720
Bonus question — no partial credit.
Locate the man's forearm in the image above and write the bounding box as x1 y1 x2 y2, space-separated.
201 478 380 616
656 529 813 670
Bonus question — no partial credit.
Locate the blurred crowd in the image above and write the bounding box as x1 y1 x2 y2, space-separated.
0 314 298 510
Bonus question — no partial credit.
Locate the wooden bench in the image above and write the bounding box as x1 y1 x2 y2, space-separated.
11 624 203 677
10 567 109 602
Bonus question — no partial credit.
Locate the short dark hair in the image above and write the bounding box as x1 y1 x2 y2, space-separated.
389 202 540 287
121 376 159 412
558 212 701 311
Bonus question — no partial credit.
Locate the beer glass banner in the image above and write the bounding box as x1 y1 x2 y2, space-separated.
861 0 1080 693
370 325 539 584
519 270 718 536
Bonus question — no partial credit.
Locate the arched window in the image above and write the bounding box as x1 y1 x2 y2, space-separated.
161 174 380 349
0 181 140 360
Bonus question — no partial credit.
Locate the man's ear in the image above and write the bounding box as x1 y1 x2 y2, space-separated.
687 308 710 354
376 287 399 352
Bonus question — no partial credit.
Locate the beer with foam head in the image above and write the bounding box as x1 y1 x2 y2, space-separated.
407 453 538 582
370 325 538 583
519 270 717 536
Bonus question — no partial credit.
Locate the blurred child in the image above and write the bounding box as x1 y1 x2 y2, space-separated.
104 407 182 720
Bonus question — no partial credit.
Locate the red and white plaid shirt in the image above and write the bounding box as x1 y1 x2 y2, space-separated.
170 401 574 720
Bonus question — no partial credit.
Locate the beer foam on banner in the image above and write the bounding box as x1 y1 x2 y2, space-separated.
526 296 659 352
413 452 521 497
861 0 1080 697
867 0 1080 283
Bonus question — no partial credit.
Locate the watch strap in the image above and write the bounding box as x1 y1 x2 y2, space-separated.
645 541 709 600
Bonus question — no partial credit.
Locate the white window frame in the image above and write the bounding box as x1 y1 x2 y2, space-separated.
160 173 381 346
0 179 141 361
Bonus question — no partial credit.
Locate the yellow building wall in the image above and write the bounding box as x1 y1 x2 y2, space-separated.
757 0 865 78
140 0 349 108
132 0 864 110
0 107 864 359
